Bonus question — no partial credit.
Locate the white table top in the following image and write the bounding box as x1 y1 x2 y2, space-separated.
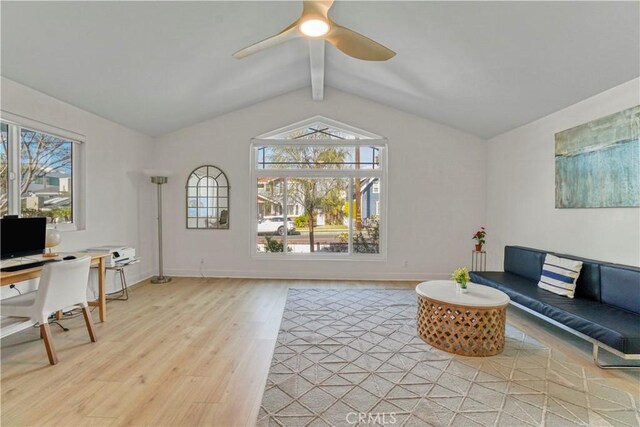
416 280 510 307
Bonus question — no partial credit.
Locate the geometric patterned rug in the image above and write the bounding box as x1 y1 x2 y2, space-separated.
256 289 640 427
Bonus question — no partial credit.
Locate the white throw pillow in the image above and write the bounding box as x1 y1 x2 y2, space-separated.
537 254 583 298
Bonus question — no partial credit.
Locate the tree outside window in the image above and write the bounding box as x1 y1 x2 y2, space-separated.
252 117 386 257
1 122 74 223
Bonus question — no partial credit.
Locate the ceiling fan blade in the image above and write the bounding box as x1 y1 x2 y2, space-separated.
302 0 334 19
233 23 300 59
325 24 396 61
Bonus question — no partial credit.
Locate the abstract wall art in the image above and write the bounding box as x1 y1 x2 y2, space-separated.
555 105 640 208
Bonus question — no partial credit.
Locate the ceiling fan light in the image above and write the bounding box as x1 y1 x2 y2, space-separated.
299 19 330 37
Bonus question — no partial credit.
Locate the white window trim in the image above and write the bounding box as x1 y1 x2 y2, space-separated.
250 125 388 261
0 110 85 231
256 115 383 140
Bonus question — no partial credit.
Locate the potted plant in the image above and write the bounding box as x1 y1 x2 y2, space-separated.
451 267 471 293
472 227 486 251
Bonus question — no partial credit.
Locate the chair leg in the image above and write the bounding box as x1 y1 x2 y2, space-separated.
106 267 129 301
40 324 58 365
121 269 129 301
82 306 97 342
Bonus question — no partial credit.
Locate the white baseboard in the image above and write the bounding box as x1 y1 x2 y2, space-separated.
163 268 450 282
127 270 154 287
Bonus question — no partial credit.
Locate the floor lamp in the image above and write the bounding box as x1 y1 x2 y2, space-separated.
145 170 172 284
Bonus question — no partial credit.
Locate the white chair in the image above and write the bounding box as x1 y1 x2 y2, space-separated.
0 257 96 365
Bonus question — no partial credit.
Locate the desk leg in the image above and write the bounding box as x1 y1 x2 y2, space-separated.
98 258 106 322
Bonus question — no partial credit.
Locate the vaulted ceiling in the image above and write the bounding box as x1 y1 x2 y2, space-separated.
1 1 638 138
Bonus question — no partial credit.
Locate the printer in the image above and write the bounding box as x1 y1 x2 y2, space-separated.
86 245 136 267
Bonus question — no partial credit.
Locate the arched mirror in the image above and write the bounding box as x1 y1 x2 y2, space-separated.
186 165 229 229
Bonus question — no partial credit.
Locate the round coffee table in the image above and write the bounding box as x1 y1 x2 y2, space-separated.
416 280 510 357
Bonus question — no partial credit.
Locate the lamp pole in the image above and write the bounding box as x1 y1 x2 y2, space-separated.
150 175 171 284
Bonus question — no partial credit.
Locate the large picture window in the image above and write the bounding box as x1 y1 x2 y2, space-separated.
1 120 81 226
251 117 387 258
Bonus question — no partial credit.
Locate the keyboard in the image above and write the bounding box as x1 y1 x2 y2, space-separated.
1 259 60 272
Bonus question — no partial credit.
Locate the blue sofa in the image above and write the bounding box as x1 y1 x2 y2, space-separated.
470 246 640 368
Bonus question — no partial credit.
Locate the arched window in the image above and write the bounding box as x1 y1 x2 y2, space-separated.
186 165 229 229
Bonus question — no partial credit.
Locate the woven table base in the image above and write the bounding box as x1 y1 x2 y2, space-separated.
417 295 507 356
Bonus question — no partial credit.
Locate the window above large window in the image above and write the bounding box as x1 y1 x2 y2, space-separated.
251 117 387 258
1 119 82 228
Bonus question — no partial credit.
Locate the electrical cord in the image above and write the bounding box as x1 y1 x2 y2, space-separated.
32 317 70 332
50 320 69 332
32 321 68 331
9 284 22 295
30 306 97 332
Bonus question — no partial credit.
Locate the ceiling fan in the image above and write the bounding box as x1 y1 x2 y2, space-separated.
232 0 395 61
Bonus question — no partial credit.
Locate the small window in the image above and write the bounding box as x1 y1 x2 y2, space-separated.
186 165 229 229
1 121 79 225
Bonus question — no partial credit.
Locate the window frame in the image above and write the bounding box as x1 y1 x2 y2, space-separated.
250 118 388 261
1 112 85 231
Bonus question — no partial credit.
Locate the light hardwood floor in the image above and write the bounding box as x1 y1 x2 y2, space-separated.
1 277 638 426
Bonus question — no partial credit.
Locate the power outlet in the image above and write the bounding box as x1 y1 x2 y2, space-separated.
402 260 409 268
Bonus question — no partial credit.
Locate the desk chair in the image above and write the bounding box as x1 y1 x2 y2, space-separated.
0 257 96 365
1 317 37 340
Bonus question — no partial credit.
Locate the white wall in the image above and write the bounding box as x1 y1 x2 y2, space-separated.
486 78 640 269
1 78 156 297
4 75 634 285
154 88 487 280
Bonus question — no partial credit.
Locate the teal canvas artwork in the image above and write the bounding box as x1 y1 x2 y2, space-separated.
555 105 640 208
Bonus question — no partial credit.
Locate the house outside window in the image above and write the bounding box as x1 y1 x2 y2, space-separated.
251 116 387 258
1 118 83 228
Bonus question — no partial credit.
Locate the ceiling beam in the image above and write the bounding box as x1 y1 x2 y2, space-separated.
308 39 325 101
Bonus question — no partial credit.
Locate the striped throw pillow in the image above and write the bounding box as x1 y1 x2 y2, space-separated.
537 254 583 298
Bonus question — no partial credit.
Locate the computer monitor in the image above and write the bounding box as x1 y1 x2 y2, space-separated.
1 217 47 259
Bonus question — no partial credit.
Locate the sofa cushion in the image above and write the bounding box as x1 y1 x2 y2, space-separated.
471 272 550 312
537 254 583 298
471 271 640 354
471 272 578 315
504 246 545 282
600 264 640 315
569 259 601 302
506 246 602 301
